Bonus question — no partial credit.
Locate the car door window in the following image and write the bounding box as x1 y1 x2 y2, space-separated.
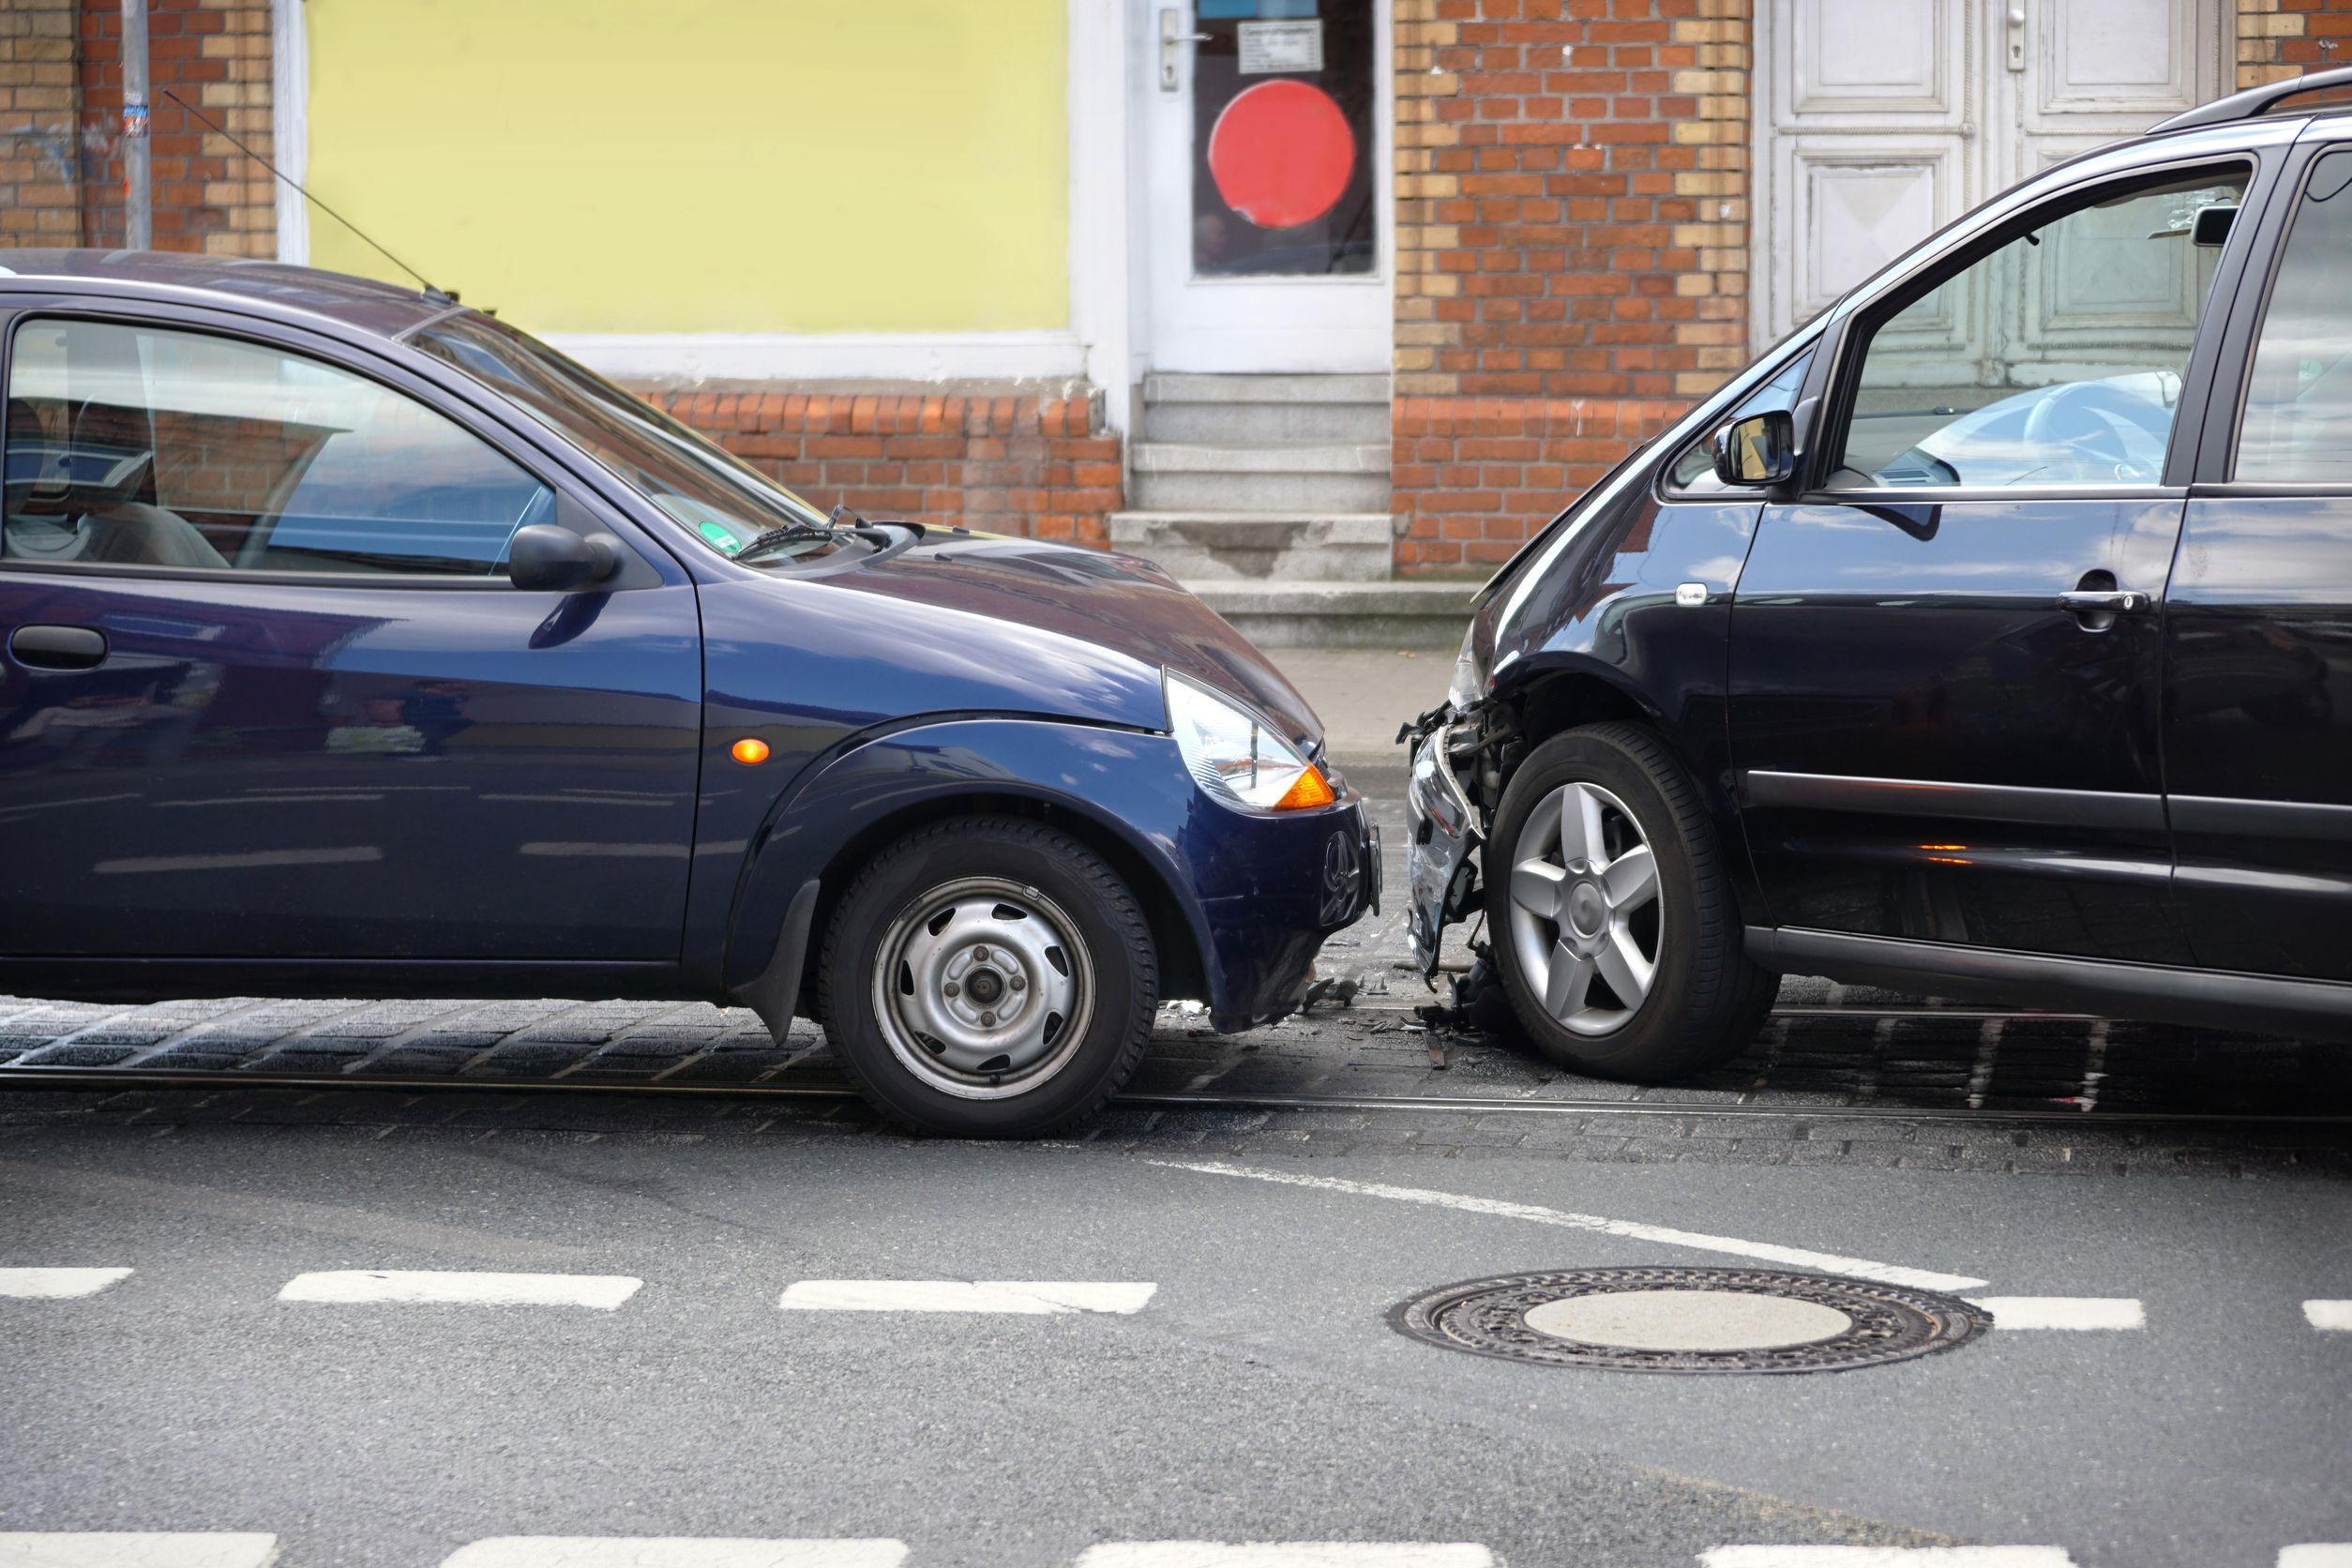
1827 168 2249 490
2 319 550 576
2234 148 2352 484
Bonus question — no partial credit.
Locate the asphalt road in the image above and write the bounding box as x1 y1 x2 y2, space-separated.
0 761 2347 1566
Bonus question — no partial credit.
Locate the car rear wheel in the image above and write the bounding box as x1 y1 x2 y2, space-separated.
1483 723 1775 1080
817 816 1157 1137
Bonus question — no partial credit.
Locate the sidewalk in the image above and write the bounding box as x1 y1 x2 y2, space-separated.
1269 647 1450 772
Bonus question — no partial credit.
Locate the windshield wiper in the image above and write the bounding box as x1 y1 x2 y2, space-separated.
732 521 843 563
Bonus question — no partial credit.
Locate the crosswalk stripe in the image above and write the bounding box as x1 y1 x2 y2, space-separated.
2282 1548 2352 1566
0 1268 133 1300
1699 1550 2077 1566
278 1271 641 1310
1074 1548 1494 1567
0 1533 277 1567
441 1540 906 1567
1967 1297 2144 1331
778 1280 1157 1315
2300 1301 2352 1332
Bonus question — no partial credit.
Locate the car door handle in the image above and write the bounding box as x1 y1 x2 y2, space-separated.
2056 590 2150 615
8 624 109 670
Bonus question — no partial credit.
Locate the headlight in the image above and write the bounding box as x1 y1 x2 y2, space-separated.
1446 622 1490 710
1165 671 1335 814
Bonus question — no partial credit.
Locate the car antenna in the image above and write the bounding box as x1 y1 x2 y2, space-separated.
158 86 460 306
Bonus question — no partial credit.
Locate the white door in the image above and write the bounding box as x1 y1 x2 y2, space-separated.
1753 0 2224 354
1142 0 1392 372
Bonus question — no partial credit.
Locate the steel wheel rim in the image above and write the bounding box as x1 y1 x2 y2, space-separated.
1506 780 1663 1037
870 875 1094 1101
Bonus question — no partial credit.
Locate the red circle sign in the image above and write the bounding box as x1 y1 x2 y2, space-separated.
1207 79 1356 230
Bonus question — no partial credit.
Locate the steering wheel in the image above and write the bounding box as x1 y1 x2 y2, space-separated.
2020 381 2160 479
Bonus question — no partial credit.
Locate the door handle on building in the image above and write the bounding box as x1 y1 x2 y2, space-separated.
1160 9 1210 91
2006 5 2028 71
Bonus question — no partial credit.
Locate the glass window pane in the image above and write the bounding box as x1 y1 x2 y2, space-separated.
2 320 549 576
1832 169 2248 490
2235 149 2352 485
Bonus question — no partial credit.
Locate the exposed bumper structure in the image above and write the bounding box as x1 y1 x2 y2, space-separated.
1404 712 1479 977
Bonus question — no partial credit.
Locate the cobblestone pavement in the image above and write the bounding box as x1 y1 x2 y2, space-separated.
2 778 2347 1177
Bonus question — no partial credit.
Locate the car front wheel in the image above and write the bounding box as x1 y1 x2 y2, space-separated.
1483 722 1775 1080
817 816 1158 1137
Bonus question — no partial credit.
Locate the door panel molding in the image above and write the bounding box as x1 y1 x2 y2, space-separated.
1743 770 2167 831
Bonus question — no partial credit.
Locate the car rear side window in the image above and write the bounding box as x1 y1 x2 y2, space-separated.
1827 167 2249 490
2234 148 2352 485
2 319 550 577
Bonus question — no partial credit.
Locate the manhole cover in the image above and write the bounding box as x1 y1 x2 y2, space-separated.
1390 1266 1990 1375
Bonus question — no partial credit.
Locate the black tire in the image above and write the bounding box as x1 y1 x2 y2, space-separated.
817 815 1157 1137
1482 722 1776 1080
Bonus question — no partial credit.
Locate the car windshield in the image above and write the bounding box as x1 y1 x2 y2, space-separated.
408 312 850 565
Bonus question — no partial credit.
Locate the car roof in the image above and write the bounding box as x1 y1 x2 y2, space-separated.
0 249 450 339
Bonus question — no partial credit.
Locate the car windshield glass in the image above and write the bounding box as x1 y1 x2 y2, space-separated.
409 313 846 564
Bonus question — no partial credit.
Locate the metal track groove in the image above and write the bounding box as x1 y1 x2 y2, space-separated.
0 1065 2341 1129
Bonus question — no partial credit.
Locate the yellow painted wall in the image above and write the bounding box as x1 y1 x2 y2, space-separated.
304 0 1070 336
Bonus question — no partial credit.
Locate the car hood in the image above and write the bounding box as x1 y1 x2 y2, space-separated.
779 529 1323 748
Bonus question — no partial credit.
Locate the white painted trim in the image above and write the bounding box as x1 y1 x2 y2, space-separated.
270 0 308 265
777 1279 1156 1315
1968 1296 2145 1331
0 1535 279 1568
278 1270 642 1309
0 1266 132 1299
539 331 1093 388
1070 0 1135 433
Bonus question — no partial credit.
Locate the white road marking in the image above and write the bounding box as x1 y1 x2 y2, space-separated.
777 1280 1156 1315
1143 1159 1987 1293
278 1271 641 1309
2300 1301 2352 1332
0 1267 132 1300
1701 1551 2078 1566
0 1534 278 1567
2280 1548 2352 1566
1968 1297 2145 1331
1076 1547 1495 1567
442 1540 906 1567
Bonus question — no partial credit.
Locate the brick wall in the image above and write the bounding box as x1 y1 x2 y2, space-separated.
1391 0 1751 576
1 0 81 249
641 387 1123 547
74 0 275 256
2237 0 2352 83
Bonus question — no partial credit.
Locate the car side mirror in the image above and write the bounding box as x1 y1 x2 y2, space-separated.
507 523 620 592
2191 204 2236 248
1711 409 1796 488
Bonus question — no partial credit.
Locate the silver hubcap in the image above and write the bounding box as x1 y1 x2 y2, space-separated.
871 876 1093 1101
1506 780 1662 1036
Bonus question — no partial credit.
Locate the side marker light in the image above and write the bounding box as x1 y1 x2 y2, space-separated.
731 737 771 766
1274 765 1337 812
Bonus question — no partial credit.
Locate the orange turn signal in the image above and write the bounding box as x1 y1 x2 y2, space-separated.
1273 765 1336 812
730 737 771 766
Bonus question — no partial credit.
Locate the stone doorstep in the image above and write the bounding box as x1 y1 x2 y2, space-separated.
1141 371 1392 405
1130 441 1392 475
1110 512 1397 583
1184 579 1476 650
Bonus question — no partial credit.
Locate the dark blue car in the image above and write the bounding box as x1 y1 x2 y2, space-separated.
0 250 1377 1137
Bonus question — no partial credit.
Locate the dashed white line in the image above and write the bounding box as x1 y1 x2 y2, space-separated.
1968 1297 2145 1331
777 1280 1157 1315
1700 1550 2078 1566
2280 1548 2352 1566
1075 1547 1494 1567
441 1540 906 1568
0 1267 133 1300
2300 1301 2352 1332
1143 1158 1987 1293
278 1271 642 1310
0 1533 278 1567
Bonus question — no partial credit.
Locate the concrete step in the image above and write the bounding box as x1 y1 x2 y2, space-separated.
1141 372 1392 444
1109 511 1396 582
1130 442 1392 512
1185 579 1476 650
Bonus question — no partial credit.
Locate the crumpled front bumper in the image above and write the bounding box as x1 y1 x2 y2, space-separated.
1404 714 1480 976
